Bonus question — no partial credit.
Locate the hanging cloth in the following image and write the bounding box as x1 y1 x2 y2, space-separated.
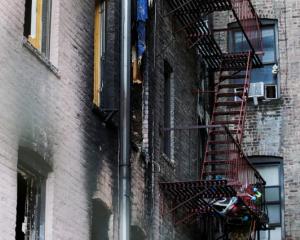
137 0 148 21
137 0 148 60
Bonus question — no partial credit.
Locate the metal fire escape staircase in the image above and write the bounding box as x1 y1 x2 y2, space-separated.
159 0 268 238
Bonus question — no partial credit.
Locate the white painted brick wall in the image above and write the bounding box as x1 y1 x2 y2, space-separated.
0 0 118 239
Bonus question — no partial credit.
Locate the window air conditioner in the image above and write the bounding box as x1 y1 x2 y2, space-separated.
249 82 265 98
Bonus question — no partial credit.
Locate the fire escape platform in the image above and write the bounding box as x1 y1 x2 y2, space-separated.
159 179 267 227
167 0 262 70
160 180 236 200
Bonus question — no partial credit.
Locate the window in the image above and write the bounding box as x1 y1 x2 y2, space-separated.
229 20 279 99
24 0 52 56
163 60 173 159
93 0 107 108
251 158 283 240
16 148 51 240
15 167 46 240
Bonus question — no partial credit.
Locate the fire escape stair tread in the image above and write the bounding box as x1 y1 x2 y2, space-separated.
213 110 241 116
210 129 241 135
219 83 247 89
202 170 235 176
204 160 236 165
219 74 247 80
217 92 244 97
212 120 240 125
215 101 243 107
171 0 232 16
208 140 234 145
206 149 239 155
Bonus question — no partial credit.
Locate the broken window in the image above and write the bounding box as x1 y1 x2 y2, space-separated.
23 0 52 57
15 167 46 240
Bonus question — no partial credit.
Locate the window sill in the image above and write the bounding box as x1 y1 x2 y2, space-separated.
22 37 60 78
247 97 283 106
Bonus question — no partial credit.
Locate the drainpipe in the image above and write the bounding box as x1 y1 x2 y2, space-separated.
119 0 131 240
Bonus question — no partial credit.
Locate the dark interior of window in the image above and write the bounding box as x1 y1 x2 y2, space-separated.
265 85 277 99
23 0 32 37
15 173 27 240
15 169 44 240
163 60 172 158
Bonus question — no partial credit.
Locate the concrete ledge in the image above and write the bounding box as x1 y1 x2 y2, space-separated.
22 37 61 78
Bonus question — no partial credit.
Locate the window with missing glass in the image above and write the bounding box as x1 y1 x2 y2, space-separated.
229 19 279 99
15 167 46 240
24 0 52 57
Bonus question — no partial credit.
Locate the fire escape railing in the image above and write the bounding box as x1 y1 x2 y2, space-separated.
158 0 268 236
160 125 267 226
165 0 263 69
231 0 263 53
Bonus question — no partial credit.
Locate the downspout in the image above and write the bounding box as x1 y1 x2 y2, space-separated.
119 0 131 239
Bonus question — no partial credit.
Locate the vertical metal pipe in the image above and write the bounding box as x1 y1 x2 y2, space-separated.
119 0 131 239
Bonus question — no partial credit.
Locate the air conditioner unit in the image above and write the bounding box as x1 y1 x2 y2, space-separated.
249 82 265 98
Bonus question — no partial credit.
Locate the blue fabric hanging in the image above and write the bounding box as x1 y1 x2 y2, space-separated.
136 0 148 59
137 0 148 21
137 21 146 59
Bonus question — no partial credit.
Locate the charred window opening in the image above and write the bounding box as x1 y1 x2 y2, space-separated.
163 60 173 159
23 0 32 37
15 168 46 240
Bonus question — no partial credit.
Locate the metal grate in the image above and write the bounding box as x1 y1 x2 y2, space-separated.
165 0 263 70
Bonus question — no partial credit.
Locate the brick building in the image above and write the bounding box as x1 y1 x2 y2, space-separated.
213 0 300 239
145 0 300 239
1 0 300 240
0 0 123 239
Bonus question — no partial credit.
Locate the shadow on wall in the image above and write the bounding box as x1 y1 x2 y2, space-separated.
131 225 146 240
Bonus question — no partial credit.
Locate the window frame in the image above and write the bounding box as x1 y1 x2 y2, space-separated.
228 19 280 99
24 0 52 57
16 166 47 240
250 157 284 239
93 0 107 108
